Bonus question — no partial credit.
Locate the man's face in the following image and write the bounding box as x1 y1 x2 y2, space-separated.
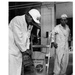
60 18 68 26
25 14 34 28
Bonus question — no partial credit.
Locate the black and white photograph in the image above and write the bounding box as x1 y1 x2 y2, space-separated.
9 2 73 75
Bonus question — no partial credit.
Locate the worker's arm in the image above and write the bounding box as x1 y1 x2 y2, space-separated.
51 27 58 48
68 30 71 42
10 17 30 52
67 25 71 42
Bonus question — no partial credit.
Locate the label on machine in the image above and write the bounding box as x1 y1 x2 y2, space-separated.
32 51 46 75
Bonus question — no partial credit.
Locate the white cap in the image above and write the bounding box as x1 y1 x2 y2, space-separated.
61 14 68 19
29 9 41 24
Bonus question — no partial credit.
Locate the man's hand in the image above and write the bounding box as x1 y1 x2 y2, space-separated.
22 49 32 56
51 42 58 48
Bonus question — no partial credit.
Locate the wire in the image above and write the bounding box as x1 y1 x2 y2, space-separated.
9 3 41 10
9 2 41 8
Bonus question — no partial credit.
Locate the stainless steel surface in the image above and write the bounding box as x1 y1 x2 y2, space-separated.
32 45 50 48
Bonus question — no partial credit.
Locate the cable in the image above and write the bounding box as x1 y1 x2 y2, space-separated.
9 3 41 10
9 2 41 7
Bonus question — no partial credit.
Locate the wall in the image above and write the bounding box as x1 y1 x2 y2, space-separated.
41 3 55 56
41 3 55 45
56 2 73 19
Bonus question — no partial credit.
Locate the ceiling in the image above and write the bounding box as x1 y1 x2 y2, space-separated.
9 2 73 18
56 2 73 18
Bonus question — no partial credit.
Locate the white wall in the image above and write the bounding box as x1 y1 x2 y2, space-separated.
41 4 55 45
56 2 73 19
41 3 55 56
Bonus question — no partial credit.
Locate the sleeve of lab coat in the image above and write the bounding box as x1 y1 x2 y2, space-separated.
68 27 71 41
51 27 58 43
10 17 29 52
51 30 55 42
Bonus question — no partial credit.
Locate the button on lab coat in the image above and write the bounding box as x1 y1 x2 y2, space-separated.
51 24 70 75
9 15 30 75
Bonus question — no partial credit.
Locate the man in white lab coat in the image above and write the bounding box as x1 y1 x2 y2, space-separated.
51 14 70 75
9 9 41 75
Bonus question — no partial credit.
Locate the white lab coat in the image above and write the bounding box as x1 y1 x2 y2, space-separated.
51 24 70 75
9 15 30 75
